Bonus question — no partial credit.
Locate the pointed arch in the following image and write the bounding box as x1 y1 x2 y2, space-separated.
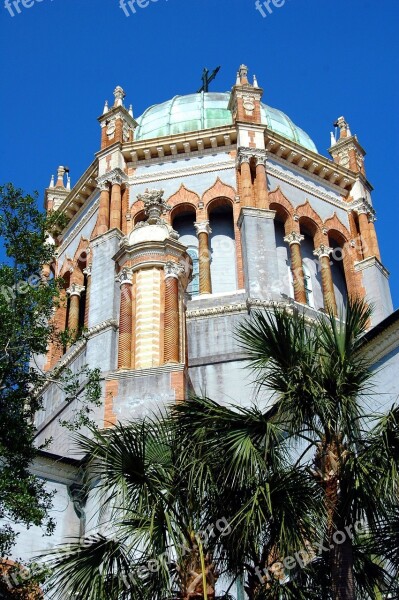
323 213 351 244
269 187 297 233
295 200 324 245
167 184 200 210
202 178 236 211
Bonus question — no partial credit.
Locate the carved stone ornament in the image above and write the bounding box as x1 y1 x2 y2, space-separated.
284 232 305 246
66 283 85 297
313 245 333 260
115 267 133 286
243 95 255 114
138 189 170 224
164 260 185 280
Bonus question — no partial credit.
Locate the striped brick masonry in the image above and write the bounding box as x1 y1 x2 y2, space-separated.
239 154 253 207
313 245 337 316
83 265 92 328
164 261 185 364
116 268 133 370
194 221 212 295
96 182 111 235
66 283 85 343
284 232 306 305
110 182 122 230
255 155 269 209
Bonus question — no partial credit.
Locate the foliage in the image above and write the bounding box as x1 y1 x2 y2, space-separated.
0 184 101 557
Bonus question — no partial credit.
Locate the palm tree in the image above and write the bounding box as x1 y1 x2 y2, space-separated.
44 417 233 600
175 299 399 599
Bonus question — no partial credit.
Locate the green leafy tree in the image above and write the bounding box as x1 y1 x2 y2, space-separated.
44 417 234 600
0 184 101 558
175 299 399 599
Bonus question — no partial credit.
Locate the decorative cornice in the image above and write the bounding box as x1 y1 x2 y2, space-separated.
354 256 390 278
237 207 276 228
56 196 100 258
361 320 399 364
129 160 234 187
267 159 349 210
97 168 128 188
38 318 119 394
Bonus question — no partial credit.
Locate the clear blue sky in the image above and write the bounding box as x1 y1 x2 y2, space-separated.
1 0 398 306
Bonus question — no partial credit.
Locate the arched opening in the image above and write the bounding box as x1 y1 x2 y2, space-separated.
172 205 199 297
328 232 348 310
208 200 237 294
299 220 324 311
134 210 146 225
274 217 292 298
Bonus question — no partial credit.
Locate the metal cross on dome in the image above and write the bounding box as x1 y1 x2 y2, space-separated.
197 66 221 93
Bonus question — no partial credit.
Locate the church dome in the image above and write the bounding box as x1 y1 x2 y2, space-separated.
135 92 317 153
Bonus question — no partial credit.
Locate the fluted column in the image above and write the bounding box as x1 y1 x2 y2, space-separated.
164 262 184 364
255 156 269 209
83 265 92 328
194 221 212 295
240 156 253 207
116 268 133 369
110 182 122 230
313 245 337 316
284 232 306 304
97 183 111 235
66 284 85 343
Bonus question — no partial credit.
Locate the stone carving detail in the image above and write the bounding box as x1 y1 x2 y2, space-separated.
97 168 128 190
138 188 170 223
194 221 212 236
284 232 305 246
115 268 133 286
313 245 333 259
66 284 85 297
164 261 185 280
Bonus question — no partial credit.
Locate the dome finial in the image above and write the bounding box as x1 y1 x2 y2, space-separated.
334 116 352 140
103 100 109 115
239 64 249 85
253 74 259 88
113 86 126 108
330 131 337 147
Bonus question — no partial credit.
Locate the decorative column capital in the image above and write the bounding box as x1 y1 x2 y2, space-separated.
83 265 92 278
137 188 170 224
237 150 252 166
164 261 185 280
284 232 305 246
116 267 133 286
313 245 333 260
97 168 128 190
194 220 212 236
66 284 85 297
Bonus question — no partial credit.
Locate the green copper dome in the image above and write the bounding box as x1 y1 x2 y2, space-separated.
135 92 317 153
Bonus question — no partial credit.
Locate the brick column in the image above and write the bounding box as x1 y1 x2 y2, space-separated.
194 221 212 295
356 203 379 259
83 265 92 328
117 268 133 369
66 284 85 343
110 182 122 230
367 216 381 261
255 156 269 209
284 232 306 304
313 245 337 316
97 183 111 235
240 155 253 207
164 262 183 364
